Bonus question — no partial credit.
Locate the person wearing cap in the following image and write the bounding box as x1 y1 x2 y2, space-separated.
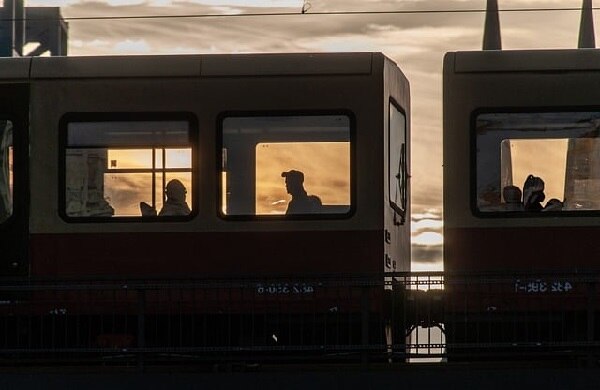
158 179 191 216
281 170 322 215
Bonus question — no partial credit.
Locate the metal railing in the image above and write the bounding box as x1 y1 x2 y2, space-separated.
0 272 598 367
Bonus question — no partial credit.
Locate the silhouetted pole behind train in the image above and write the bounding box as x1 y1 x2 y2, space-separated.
579 0 596 48
483 0 502 50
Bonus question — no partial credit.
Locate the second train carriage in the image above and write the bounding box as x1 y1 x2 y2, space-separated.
0 52 411 358
444 49 600 273
443 48 600 355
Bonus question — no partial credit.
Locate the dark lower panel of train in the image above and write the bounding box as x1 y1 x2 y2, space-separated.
0 272 600 369
0 275 404 368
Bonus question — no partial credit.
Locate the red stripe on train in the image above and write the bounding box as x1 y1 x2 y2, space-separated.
30 230 383 278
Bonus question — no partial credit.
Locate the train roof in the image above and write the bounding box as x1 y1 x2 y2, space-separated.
0 52 397 80
446 48 600 73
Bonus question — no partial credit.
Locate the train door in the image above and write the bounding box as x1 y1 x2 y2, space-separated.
0 84 29 276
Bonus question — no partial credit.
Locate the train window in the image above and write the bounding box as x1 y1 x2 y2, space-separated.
476 111 600 213
221 114 352 217
0 120 13 223
389 101 407 224
63 119 194 219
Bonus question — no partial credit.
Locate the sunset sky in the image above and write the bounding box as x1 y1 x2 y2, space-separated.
25 0 596 270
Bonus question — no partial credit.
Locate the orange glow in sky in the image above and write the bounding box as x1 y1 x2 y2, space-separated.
108 148 191 169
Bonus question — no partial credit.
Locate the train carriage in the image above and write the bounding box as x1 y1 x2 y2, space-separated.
444 49 600 273
443 49 600 357
0 52 411 361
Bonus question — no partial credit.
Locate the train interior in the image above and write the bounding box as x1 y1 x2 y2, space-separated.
477 111 600 214
64 119 193 218
62 113 353 220
221 113 351 217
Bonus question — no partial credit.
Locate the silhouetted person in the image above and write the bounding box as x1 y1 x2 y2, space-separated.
503 185 523 211
159 179 191 216
140 179 190 217
523 174 545 211
543 198 563 212
140 201 156 216
281 170 322 214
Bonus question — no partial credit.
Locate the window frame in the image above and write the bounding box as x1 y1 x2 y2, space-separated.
388 98 408 225
59 112 199 223
471 106 600 218
217 110 357 221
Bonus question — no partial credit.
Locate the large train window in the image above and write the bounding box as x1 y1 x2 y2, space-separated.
220 114 352 217
0 120 13 223
476 111 600 213
62 116 195 220
389 100 407 224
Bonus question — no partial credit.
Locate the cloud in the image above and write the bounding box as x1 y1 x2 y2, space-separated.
114 38 152 53
29 0 302 6
411 209 443 267
412 245 443 265
413 231 443 246
412 210 441 220
189 0 302 6
72 37 152 53
412 218 443 233
70 38 111 49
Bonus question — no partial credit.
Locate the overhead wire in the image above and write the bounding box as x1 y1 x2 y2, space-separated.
3 6 600 22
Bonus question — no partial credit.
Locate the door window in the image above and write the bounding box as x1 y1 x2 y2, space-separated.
0 120 13 223
389 101 407 224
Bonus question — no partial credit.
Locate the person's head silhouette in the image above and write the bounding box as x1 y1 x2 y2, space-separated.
281 170 305 196
165 179 187 203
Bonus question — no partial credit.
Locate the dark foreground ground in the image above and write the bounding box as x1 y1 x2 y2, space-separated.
1 363 600 390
